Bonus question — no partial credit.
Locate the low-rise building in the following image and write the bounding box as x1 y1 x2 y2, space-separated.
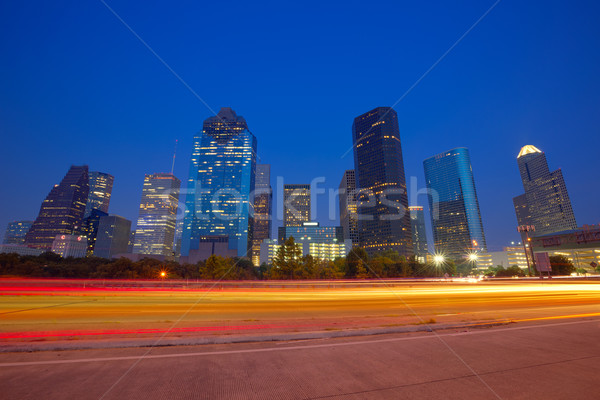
490 246 529 270
262 222 351 265
0 244 43 256
180 235 238 264
51 234 87 258
530 225 600 270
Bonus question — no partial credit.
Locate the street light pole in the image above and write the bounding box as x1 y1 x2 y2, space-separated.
518 225 536 277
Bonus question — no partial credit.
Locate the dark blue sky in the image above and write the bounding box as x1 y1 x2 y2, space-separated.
1 0 599 251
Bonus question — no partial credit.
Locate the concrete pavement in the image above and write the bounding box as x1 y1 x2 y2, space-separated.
1 318 599 399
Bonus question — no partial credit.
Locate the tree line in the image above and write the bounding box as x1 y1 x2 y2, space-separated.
0 238 589 280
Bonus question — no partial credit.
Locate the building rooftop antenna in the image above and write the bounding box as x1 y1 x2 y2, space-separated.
171 139 178 175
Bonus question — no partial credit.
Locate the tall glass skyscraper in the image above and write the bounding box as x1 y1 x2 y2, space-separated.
3 221 33 245
352 107 412 257
423 148 486 260
94 215 132 259
133 173 180 258
182 108 257 258
25 165 89 250
283 184 311 227
339 170 359 247
84 171 114 219
513 145 576 235
81 208 108 256
252 164 272 265
408 206 428 261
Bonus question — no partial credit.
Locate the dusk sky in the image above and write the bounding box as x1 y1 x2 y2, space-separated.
1 0 599 251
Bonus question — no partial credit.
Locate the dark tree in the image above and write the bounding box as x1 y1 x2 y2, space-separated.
549 255 575 276
346 246 368 278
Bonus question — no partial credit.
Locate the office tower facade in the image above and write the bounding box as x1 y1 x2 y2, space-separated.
25 165 89 250
127 231 135 253
81 209 108 256
252 164 272 265
182 107 257 258
423 147 487 260
133 173 180 258
408 206 428 261
94 215 132 259
283 184 311 227
3 221 33 245
173 219 183 258
84 171 114 219
513 193 532 227
513 145 577 235
352 107 412 257
339 170 359 247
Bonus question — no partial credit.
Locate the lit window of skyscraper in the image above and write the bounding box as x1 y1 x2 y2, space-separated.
423 147 486 260
25 165 89 250
352 107 412 257
182 108 257 258
84 171 114 219
133 173 180 259
339 170 359 247
283 184 311 227
513 145 576 235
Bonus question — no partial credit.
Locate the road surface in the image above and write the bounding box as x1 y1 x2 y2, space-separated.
1 317 599 399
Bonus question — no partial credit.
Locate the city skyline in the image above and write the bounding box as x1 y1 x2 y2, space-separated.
1 2 599 252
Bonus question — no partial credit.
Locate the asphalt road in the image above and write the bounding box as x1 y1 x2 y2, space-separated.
1 317 599 399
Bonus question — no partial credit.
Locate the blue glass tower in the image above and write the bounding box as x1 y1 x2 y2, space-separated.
423 148 486 260
182 108 257 258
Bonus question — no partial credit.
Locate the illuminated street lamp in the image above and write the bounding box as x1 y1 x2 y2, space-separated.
433 254 445 266
160 271 167 279
467 253 478 263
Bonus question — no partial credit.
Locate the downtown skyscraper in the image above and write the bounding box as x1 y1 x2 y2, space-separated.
251 164 272 265
25 165 89 250
513 145 576 235
408 206 428 261
84 171 114 219
339 170 359 247
133 173 180 258
182 108 257 258
423 147 486 260
283 184 311 227
352 107 412 257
